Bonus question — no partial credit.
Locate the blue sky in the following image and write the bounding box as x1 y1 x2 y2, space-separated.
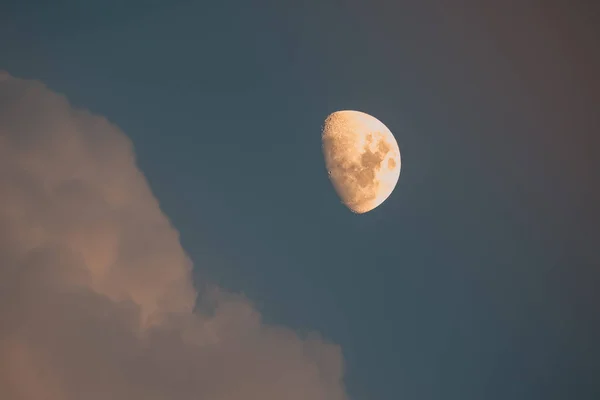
1 1 598 399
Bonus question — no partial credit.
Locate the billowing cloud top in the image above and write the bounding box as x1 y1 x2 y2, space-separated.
0 72 347 400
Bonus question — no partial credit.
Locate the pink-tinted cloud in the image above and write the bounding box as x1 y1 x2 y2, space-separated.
0 72 347 400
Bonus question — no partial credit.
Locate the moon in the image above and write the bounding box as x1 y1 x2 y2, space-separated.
322 110 401 214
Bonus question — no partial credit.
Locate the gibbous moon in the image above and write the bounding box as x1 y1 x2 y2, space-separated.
322 110 401 214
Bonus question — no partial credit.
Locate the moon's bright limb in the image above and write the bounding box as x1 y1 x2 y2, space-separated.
322 110 401 214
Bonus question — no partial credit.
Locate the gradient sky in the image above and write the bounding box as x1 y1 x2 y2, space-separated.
1 1 599 399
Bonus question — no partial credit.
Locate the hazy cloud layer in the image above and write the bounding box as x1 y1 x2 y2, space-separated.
0 72 347 400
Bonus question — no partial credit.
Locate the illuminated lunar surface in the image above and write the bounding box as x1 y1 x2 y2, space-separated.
322 110 401 213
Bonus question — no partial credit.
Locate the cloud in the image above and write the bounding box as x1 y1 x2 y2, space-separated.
0 72 347 400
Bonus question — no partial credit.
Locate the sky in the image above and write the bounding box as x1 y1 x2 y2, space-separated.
0 1 599 399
